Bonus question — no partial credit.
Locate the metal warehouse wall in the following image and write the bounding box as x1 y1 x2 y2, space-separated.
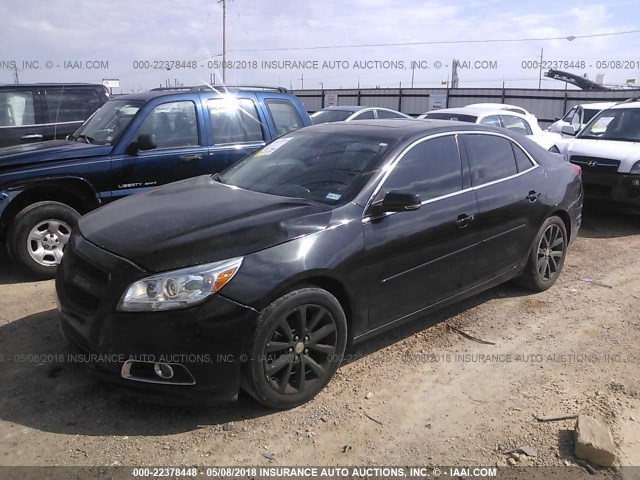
293 88 636 126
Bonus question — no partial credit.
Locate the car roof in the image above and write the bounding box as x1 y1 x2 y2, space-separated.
0 83 106 89
466 103 531 114
424 106 528 119
302 118 513 140
576 102 618 110
317 106 369 112
608 99 640 110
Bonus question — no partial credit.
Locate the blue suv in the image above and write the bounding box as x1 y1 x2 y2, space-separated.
0 85 311 277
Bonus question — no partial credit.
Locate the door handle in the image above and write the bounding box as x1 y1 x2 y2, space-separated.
179 154 203 163
455 214 474 229
526 190 541 202
21 134 43 140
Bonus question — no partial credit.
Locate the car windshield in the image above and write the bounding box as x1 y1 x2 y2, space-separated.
579 108 640 142
424 112 478 123
310 110 354 124
218 130 396 204
70 100 143 145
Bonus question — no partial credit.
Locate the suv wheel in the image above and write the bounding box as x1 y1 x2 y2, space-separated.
8 201 79 279
243 288 347 409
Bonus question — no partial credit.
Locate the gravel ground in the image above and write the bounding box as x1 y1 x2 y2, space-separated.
0 206 639 478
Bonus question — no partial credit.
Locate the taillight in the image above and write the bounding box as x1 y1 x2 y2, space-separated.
570 163 582 177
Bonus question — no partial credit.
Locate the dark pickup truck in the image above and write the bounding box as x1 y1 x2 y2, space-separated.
0 85 311 277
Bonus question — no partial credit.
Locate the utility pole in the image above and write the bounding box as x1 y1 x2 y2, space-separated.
300 73 304 89
13 64 19 84
538 48 544 89
451 60 459 88
219 0 227 84
319 81 324 90
411 63 415 88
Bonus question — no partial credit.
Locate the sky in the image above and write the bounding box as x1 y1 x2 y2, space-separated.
1 0 639 92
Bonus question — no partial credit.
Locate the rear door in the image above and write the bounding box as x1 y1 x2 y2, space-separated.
363 133 479 330
461 133 546 283
41 87 103 140
202 94 267 173
0 88 43 147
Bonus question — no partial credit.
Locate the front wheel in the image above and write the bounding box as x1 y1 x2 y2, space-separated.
8 201 79 279
243 288 347 409
516 215 567 292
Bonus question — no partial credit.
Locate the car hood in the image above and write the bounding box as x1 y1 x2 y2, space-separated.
79 175 334 272
555 138 640 172
527 131 562 150
0 140 110 170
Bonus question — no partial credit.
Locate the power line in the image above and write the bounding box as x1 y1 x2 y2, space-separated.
224 29 640 53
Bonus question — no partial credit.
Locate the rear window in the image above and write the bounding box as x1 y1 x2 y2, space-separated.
465 134 518 185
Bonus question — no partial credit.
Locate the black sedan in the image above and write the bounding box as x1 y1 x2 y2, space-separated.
55 120 583 409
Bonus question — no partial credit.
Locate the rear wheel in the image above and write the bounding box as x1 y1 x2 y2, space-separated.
516 215 567 292
243 288 347 409
8 201 79 279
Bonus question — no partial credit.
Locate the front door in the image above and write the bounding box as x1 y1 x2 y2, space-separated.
363 134 480 330
110 99 209 201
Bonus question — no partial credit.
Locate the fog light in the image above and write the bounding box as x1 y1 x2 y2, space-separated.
154 363 174 379
632 178 640 187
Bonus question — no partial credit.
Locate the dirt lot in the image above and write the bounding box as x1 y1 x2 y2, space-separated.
0 207 639 477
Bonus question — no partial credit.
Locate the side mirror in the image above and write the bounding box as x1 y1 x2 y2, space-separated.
561 125 577 136
127 134 157 155
370 191 421 216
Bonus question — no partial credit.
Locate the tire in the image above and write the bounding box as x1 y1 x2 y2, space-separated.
516 215 568 292
243 288 348 409
8 201 79 279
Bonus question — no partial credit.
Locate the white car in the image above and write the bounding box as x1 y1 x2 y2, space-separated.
551 100 640 210
419 106 561 150
547 102 617 134
310 106 410 124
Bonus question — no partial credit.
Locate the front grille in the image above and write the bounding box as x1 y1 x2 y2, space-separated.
570 156 621 173
61 246 109 315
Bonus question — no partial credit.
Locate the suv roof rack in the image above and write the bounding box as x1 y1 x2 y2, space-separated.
189 85 290 93
149 86 197 91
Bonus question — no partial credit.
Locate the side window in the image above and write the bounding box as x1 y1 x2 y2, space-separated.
208 97 264 145
512 143 534 172
135 101 199 149
562 106 576 122
45 89 101 123
265 100 303 136
571 107 583 129
0 91 36 126
479 115 501 128
465 134 517 185
380 135 462 202
353 110 375 120
500 115 532 135
376 109 404 119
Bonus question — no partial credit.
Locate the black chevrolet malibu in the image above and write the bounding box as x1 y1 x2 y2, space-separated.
56 119 583 409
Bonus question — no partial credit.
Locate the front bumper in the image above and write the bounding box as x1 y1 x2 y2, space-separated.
580 170 640 210
55 232 260 406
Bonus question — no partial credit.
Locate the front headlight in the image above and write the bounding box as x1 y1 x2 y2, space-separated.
631 160 640 174
117 257 243 312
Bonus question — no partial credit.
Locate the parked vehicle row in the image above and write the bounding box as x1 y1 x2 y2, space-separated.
0 85 311 277
0 86 588 409
310 105 409 124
